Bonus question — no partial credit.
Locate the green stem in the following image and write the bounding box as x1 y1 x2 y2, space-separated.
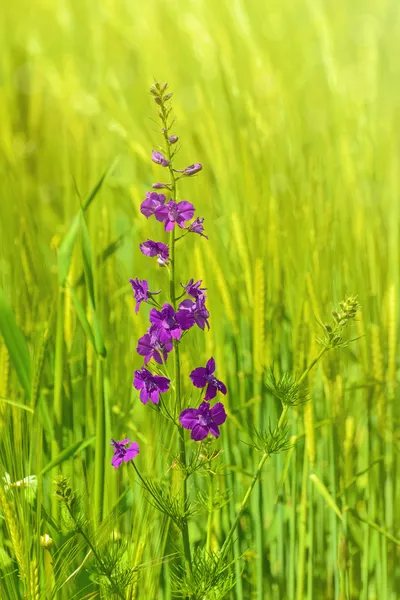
221 347 327 558
65 504 125 600
160 102 192 576
94 357 105 526
206 466 213 554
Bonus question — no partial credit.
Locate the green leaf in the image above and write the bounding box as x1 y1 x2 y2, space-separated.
57 160 116 285
66 281 96 349
42 436 96 475
310 473 343 521
0 396 34 413
80 211 107 358
0 289 31 397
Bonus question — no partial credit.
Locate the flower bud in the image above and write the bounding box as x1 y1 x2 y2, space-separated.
152 182 168 189
160 82 168 92
154 97 162 105
40 534 53 549
169 135 178 144
184 163 202 176
149 87 158 96
152 151 169 167
163 93 173 101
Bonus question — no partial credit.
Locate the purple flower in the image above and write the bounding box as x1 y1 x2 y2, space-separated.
149 303 182 340
179 401 227 441
178 297 210 330
152 151 169 167
152 182 170 190
169 135 179 144
187 217 208 239
133 366 170 405
140 240 169 266
129 278 160 313
137 328 173 364
155 200 195 232
174 163 203 176
181 279 207 300
190 358 227 400
110 438 139 469
140 192 166 218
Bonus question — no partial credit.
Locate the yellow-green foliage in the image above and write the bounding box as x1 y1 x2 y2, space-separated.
0 1 398 598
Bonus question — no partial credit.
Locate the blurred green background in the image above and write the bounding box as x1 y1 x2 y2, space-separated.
0 0 399 598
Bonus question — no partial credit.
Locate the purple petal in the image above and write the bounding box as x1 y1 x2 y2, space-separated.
179 408 199 430
112 455 123 469
210 402 227 425
165 219 175 232
176 201 195 221
190 367 208 388
155 205 169 222
149 390 160 404
124 442 140 461
140 388 149 404
152 375 170 392
206 357 216 374
191 424 209 441
133 371 144 390
204 383 217 401
209 423 220 438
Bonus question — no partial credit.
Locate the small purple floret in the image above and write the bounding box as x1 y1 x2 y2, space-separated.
149 303 182 341
140 192 166 218
179 401 227 441
129 278 160 313
181 279 207 300
187 217 208 239
190 357 227 400
152 151 169 167
137 327 173 365
110 438 139 469
133 366 170 405
178 297 210 330
140 240 169 266
155 200 195 232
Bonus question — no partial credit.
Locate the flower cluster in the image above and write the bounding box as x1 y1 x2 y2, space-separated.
111 81 227 468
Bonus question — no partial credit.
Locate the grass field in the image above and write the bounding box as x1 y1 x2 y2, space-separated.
0 0 399 598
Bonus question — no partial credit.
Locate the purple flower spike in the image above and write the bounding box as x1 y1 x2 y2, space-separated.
190 358 227 400
129 278 160 313
179 401 227 441
188 217 208 239
155 200 195 231
133 366 170 405
152 151 169 167
137 328 173 365
178 297 210 330
181 279 207 300
150 303 182 340
140 240 169 266
140 192 166 218
110 438 139 469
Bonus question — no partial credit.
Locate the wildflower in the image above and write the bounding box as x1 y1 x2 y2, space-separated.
129 278 160 313
169 135 179 144
155 200 195 231
140 192 166 218
110 439 139 469
149 303 182 340
133 366 170 405
178 297 210 330
179 401 227 441
181 279 207 300
174 163 203 176
140 239 169 266
137 327 173 364
187 217 208 239
190 357 227 400
152 150 169 167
